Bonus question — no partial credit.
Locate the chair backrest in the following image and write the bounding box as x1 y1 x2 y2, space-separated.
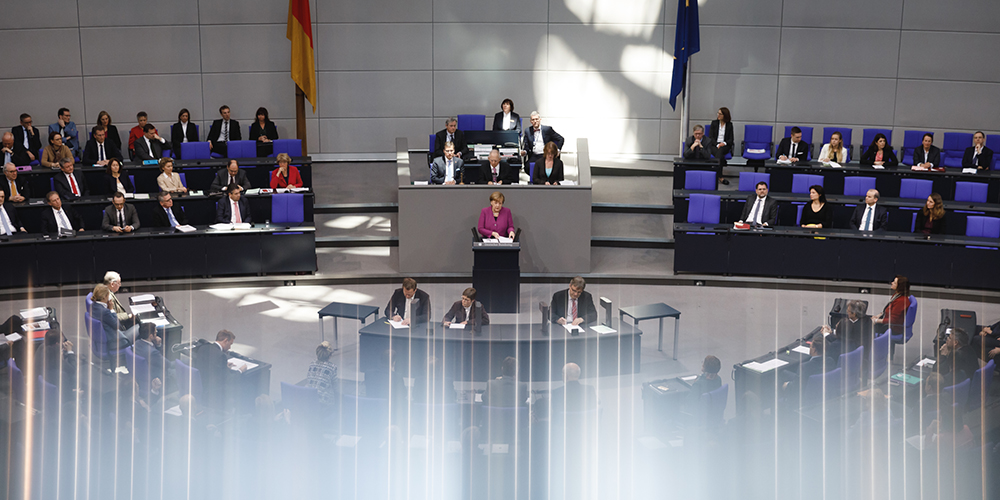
272 138 302 157
179 172 187 188
987 135 1000 170
795 204 803 225
174 358 202 400
341 394 389 437
123 346 136 372
684 170 716 190
50 178 54 192
743 124 772 145
429 134 435 152
791 173 823 194
967 359 995 411
823 127 852 148
281 382 320 427
457 114 485 131
805 367 843 405
862 128 893 148
942 379 971 409
271 193 305 225
180 142 211 160
901 130 931 164
85 292 94 314
702 383 728 427
965 216 1000 238
227 140 255 159
133 351 150 395
838 345 864 393
85 310 109 359
870 332 890 380
738 172 770 192
484 405 529 444
954 182 988 203
904 294 917 337
942 132 973 167
899 178 932 200
686 193 721 224
843 176 876 196
7 358 25 403
37 375 59 416
129 175 136 193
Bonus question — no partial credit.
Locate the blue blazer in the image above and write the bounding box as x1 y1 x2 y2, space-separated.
49 121 80 155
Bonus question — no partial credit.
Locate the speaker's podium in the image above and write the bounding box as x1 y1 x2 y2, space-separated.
472 228 521 313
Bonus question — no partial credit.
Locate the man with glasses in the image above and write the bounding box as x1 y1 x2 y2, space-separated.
151 192 189 228
12 113 42 164
1 163 29 203
101 192 140 233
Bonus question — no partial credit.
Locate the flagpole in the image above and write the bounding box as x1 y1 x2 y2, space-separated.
295 84 307 156
679 57 691 155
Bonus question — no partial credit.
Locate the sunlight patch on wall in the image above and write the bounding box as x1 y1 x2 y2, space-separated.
620 44 672 98
564 0 663 38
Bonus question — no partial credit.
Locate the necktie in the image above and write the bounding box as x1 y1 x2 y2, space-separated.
571 298 578 320
10 180 18 198
68 174 79 195
99 143 105 162
791 142 797 158
118 209 124 228
863 207 872 231
405 299 411 322
233 201 241 223
166 207 179 227
752 199 763 224
492 167 498 182
22 129 29 149
229 175 235 186
57 209 71 231
3 152 9 165
223 122 229 141
0 208 11 235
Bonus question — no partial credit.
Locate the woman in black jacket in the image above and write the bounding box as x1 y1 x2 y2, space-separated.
913 193 946 235
860 133 898 168
249 107 278 157
533 142 564 185
708 107 733 184
491 98 521 133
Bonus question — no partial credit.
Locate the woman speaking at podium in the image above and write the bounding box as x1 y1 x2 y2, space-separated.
478 191 515 240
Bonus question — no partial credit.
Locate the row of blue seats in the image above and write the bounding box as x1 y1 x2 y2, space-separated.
22 138 303 167
684 192 1000 239
684 170 992 204
692 125 1000 169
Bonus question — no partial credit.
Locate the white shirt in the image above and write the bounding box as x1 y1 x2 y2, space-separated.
0 206 13 235
117 208 125 227
920 148 932 166
716 123 727 146
747 196 767 224
404 298 412 322
53 207 72 231
861 203 877 231
789 140 799 158
502 112 512 130
445 158 455 183
97 141 106 161
180 122 189 142
144 137 154 157
222 120 231 142
463 305 471 320
532 128 544 154
116 178 126 195
21 127 29 149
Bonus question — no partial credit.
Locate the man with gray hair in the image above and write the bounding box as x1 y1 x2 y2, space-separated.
683 124 711 160
551 276 598 327
521 111 564 163
433 117 466 159
3 162 30 202
1 132 17 166
53 156 88 201
548 362 598 414
103 270 138 334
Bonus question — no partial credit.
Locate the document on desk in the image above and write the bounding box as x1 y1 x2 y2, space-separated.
915 358 936 368
164 405 182 416
448 323 467 330
792 345 811 355
590 325 617 335
130 294 156 304
22 321 50 331
175 224 196 233
245 188 261 196
130 303 156 315
744 358 788 373
388 320 409 329
962 168 978 174
680 375 699 382
4 333 23 342
563 323 585 333
233 223 252 230
146 317 171 327
20 307 48 320
482 237 514 244
209 223 233 231
228 358 258 372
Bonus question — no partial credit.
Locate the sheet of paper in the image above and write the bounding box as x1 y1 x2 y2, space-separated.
209 223 233 231
744 358 788 373
792 345 811 355
134 193 150 200
164 405 182 416
681 375 698 382
562 323 584 333
497 236 513 244
290 187 310 193
22 320 50 331
873 165 885 170
559 180 577 186
388 320 409 329
233 223 252 230
245 188 261 195
413 181 429 186
829 162 842 168
228 358 258 372
5 333 23 342
175 224 196 233
146 317 171 327
474 392 483 403
448 323 467 330
916 358 936 367
962 168 978 174
481 238 498 243
746 148 765 154
130 294 156 304
20 307 48 320
130 303 156 314
189 190 204 196
590 325 617 335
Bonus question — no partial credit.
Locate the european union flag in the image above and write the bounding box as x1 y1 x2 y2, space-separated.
668 0 700 110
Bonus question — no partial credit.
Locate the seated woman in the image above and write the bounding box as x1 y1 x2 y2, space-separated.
533 141 564 185
818 131 848 164
914 193 946 235
872 275 910 334
478 191 515 240
443 287 490 333
304 341 338 412
95 111 122 152
41 131 74 169
962 131 994 171
492 98 521 133
708 107 733 185
250 107 278 157
104 158 133 195
156 158 187 193
860 133 898 167
800 184 833 228
270 153 303 189
170 108 198 159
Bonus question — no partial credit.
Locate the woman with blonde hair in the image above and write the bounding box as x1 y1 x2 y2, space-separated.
818 131 847 163
270 153 303 189
305 341 338 410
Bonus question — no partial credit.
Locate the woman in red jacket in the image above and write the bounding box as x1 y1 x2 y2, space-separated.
872 275 910 334
269 153 303 189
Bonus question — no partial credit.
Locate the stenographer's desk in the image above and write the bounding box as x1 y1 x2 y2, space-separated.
674 223 1000 289
358 320 642 382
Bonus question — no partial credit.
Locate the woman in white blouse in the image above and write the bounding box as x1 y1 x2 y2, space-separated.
818 131 848 163
156 158 187 193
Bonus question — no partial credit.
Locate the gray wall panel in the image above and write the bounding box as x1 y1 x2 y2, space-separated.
689 74 778 124
697 26 780 75
549 0 665 25
698 0 783 27
319 118 432 153
317 0 431 23
82 75 204 130
0 0 78 29
659 119 681 155
776 76 897 126
319 71 432 118
200 25 289 73
434 0 547 23
547 71 662 119
202 73 303 123
1 29 82 79
902 0 1000 33
80 27 201 76
894 80 1000 130
77 0 200 26
198 0 301 25
0 79 86 131
434 24 546 71
316 24 432 71
782 0 903 29
779 28 900 78
433 71 541 118
898 31 1000 83
549 24 665 72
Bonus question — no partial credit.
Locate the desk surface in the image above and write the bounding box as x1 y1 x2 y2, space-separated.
620 303 681 321
360 319 639 341
318 302 380 321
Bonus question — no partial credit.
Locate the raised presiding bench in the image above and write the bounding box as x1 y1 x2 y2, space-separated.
0 226 316 288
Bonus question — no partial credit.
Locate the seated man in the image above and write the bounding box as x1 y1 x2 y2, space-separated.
913 133 940 169
35 327 78 393
12 114 42 165
128 111 149 159
40 191 84 233
150 192 189 228
850 189 888 231
776 126 809 163
384 277 430 326
48 108 80 157
132 123 169 162
780 336 833 398
3 162 30 202
688 355 723 399
103 271 138 333
92 283 131 355
207 105 241 157
822 300 874 355
443 287 490 333
433 117 466 159
737 181 778 227
483 356 528 408
521 111 565 163
431 141 464 185
547 362 598 414
133 323 172 395
53 156 88 201
101 192 140 233
972 320 1000 363
191 329 247 408
216 184 251 224
82 126 123 166
209 159 252 194
0 189 27 235
550 276 598 327
962 131 994 172
1 132 18 166
479 149 517 185
683 125 711 160
936 328 979 386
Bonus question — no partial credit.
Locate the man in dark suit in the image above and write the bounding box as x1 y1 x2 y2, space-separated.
12 114 42 165
81 126 123 166
776 126 809 163
215 184 251 224
483 356 528 408
962 131 994 171
547 362 598 415
53 157 88 201
443 287 490 333
101 192 140 233
738 181 778 226
191 330 246 408
206 105 241 157
40 191 84 233
683 124 711 160
936 328 980 388
2 163 29 203
209 160 252 193
384 277 431 326
823 300 874 355
551 276 599 327
132 124 169 163
134 323 172 393
521 111 565 163
1 133 22 167
913 133 941 168
780 336 833 400
479 149 517 185
430 142 464 184
850 189 888 231
35 327 77 393
150 192 189 228
0 190 27 235
433 117 466 159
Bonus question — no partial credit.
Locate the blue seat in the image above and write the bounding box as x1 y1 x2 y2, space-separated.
791 173 823 194
705 124 732 159
174 358 202 400
457 114 485 131
987 135 1000 170
941 132 973 168
889 295 917 360
784 126 814 161
911 212 918 233
85 292 94 314
838 345 864 393
179 173 187 188
738 172 770 192
271 193 305 225
899 178 932 200
741 124 773 160
862 128 893 149
37 375 60 419
870 332 890 381
942 379 971 409
226 140 256 159
965 216 1000 238
7 358 25 403
180 142 211 160
428 134 435 152
843 176 876 196
687 193 721 224
272 138 302 157
795 204 804 225
49 178 54 192
804 367 843 406
954 181 988 203
281 382 320 427
900 130 931 165
967 359 995 412
133 350 150 395
701 383 728 428
30 147 43 166
86 310 125 364
823 127 853 162
341 394 389 437
684 170 716 190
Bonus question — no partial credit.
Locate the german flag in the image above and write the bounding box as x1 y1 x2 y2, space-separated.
287 0 317 112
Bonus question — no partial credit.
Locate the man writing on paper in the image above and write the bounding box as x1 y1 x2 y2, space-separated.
776 127 809 163
192 329 246 408
737 181 778 227
443 287 489 333
551 276 598 327
384 277 430 326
